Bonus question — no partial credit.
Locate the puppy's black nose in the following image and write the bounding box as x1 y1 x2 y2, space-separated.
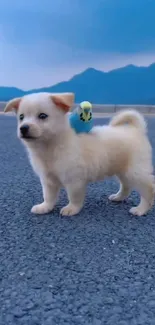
20 125 29 136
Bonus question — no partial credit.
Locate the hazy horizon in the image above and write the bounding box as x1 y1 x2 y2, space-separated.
0 59 155 91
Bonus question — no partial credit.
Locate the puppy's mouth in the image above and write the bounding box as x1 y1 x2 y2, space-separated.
19 125 39 141
20 134 36 140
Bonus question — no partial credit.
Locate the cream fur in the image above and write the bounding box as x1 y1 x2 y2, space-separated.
4 93 155 216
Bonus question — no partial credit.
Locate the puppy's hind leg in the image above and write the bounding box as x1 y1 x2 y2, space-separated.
60 182 86 216
109 175 131 202
129 174 155 216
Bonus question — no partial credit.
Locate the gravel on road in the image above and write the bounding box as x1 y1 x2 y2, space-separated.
1 115 155 325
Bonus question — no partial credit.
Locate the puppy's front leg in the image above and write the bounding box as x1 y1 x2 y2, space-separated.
31 178 60 215
60 182 86 216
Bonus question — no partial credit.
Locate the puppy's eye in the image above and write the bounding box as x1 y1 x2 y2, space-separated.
38 113 48 120
19 114 24 121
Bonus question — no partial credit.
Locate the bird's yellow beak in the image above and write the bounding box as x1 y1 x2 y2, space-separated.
84 108 89 115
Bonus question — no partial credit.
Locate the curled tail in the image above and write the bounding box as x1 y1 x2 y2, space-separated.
110 109 147 133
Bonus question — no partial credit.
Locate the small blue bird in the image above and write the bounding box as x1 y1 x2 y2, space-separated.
69 101 93 134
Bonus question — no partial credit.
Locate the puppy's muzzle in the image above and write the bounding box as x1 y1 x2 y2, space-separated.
20 124 30 138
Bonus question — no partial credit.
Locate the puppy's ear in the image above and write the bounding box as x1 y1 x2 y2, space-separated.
4 97 21 113
51 93 74 113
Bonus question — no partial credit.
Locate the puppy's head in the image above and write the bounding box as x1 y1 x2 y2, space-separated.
4 92 74 143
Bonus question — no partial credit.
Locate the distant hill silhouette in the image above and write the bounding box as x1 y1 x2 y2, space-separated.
1 63 155 104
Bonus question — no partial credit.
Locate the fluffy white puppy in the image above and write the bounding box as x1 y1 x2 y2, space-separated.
5 92 154 217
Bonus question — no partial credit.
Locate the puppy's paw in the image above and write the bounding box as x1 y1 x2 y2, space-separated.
129 206 145 217
31 202 53 215
60 204 81 217
109 193 123 202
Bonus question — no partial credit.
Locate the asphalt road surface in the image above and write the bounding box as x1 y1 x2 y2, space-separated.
1 115 155 325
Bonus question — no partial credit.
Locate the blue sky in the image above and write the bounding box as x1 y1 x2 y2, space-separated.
1 0 155 89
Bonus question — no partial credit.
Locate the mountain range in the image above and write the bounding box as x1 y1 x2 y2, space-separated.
1 63 155 104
